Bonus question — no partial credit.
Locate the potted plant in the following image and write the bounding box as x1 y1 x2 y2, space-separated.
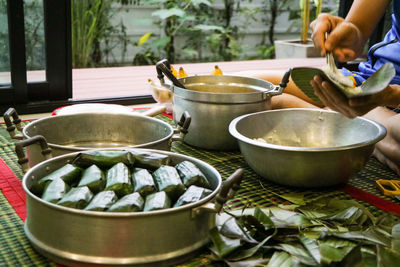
274 0 322 58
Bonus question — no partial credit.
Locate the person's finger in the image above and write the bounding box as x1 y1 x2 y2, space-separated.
310 14 332 55
311 78 353 117
333 48 357 62
319 79 358 117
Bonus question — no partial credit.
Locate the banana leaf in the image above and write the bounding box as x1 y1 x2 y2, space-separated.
220 217 257 243
175 160 211 189
341 246 377 267
267 208 313 229
377 245 400 267
225 257 269 267
227 235 273 261
78 164 105 193
108 192 144 212
131 168 157 197
143 191 171 211
152 165 186 202
173 185 212 207
57 186 93 209
300 234 321 263
330 227 391 247
278 243 317 266
210 197 398 265
84 190 117 211
209 227 241 259
105 162 133 197
267 251 292 267
318 238 357 264
128 149 170 170
72 150 135 168
278 192 306 205
376 214 400 233
41 178 70 203
392 223 400 252
253 207 275 230
30 164 82 196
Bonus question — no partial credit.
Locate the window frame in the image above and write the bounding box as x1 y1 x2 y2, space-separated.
1 0 153 115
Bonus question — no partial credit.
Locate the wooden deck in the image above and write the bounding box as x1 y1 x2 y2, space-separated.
72 58 326 100
0 58 326 100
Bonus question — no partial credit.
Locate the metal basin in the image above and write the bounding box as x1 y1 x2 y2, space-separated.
22 148 243 266
4 108 190 169
229 108 387 187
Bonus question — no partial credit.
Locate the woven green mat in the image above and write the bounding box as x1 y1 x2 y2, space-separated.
0 116 399 266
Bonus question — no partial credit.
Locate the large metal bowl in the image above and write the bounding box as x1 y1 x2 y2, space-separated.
229 108 386 187
22 148 243 266
4 108 190 169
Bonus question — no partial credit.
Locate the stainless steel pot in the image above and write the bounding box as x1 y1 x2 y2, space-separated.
156 59 291 151
4 108 190 170
22 149 243 266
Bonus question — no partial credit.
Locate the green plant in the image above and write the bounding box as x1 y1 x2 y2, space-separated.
71 0 131 68
300 0 322 43
133 0 257 64
135 0 210 64
24 0 45 70
0 0 10 72
255 0 291 59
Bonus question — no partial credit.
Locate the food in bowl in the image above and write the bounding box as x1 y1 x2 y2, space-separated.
30 150 212 211
230 108 386 187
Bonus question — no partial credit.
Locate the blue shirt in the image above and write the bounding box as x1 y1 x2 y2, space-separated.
358 0 400 84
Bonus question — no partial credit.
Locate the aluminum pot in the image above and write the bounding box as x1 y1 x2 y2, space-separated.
229 108 386 188
156 59 291 151
4 108 190 170
22 148 243 266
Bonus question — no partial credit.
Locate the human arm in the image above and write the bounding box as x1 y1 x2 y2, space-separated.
311 75 400 118
310 0 390 61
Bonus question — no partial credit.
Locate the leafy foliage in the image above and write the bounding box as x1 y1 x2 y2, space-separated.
132 0 257 64
210 194 400 266
71 0 130 68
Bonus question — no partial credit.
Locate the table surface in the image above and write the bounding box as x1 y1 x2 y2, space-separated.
1 113 400 266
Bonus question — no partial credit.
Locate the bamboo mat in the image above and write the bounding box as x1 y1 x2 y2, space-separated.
0 114 399 266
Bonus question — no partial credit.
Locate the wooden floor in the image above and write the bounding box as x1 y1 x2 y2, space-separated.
0 58 326 100
72 58 326 100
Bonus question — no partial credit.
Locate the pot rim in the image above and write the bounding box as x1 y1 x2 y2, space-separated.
173 75 279 104
22 112 174 151
229 108 387 152
22 148 222 217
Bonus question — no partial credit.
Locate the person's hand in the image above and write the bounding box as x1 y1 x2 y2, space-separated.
311 75 400 118
370 111 400 175
310 75 374 118
310 13 365 61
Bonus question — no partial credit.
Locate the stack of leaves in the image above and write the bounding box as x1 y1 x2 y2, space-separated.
209 193 400 266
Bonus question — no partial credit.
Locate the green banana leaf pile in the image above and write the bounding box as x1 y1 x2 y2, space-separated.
210 193 400 266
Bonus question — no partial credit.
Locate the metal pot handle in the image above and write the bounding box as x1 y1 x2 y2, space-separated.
15 135 53 173
170 111 191 145
156 59 186 89
267 68 292 96
191 168 244 218
3 107 24 140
